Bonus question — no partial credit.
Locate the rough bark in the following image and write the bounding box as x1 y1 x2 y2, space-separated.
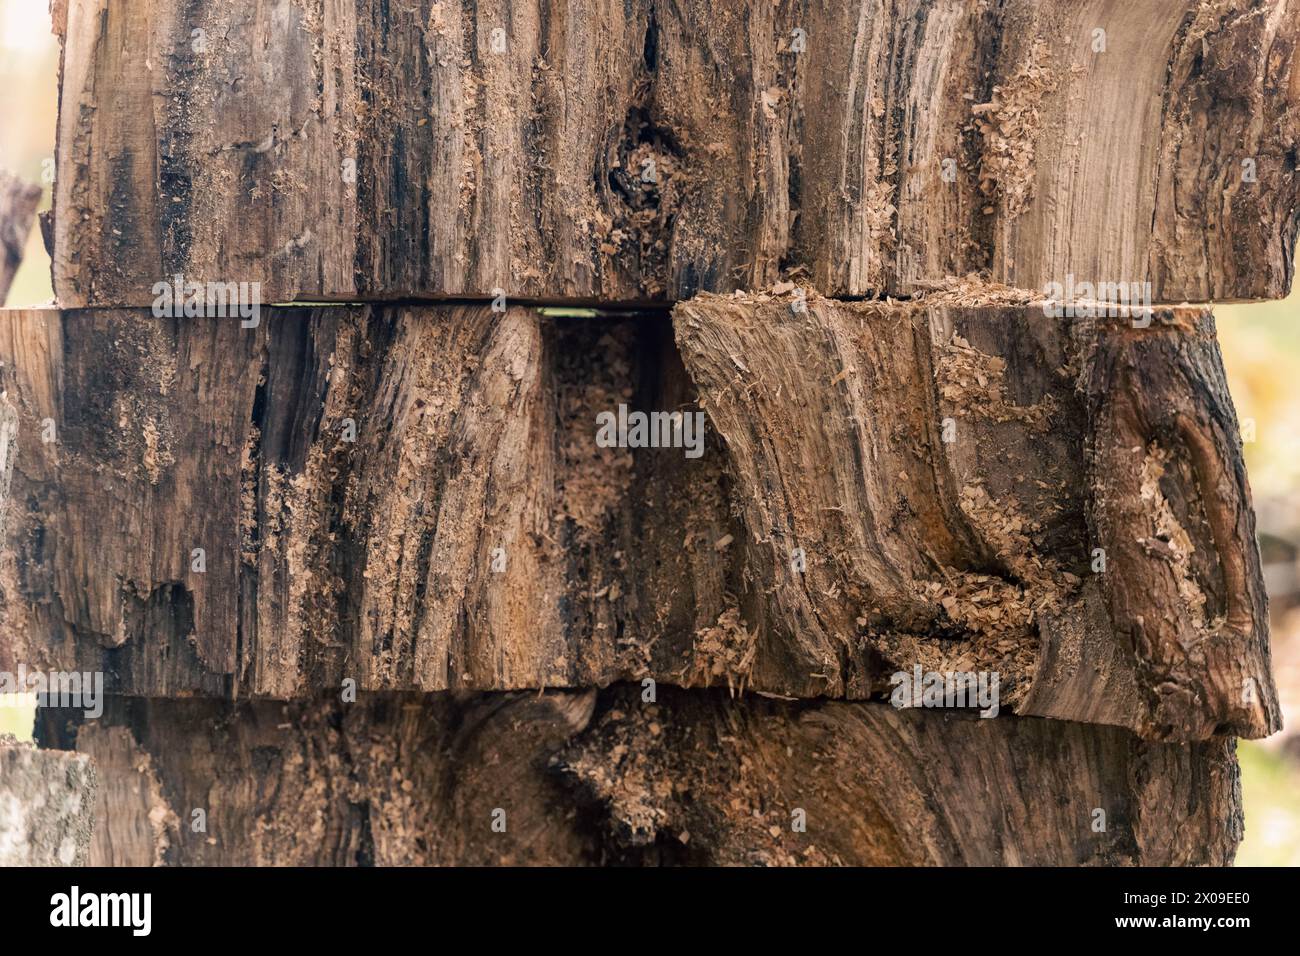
51 0 1299 307
0 738 98 866
35 686 1241 867
0 297 1276 741
0 171 41 306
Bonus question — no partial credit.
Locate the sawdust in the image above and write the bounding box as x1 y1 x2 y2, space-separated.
707 273 1038 312
873 480 1073 704
957 482 1072 601
690 605 758 694
970 39 1058 218
278 324 364 670
600 110 684 297
559 702 673 847
555 325 635 531
239 423 261 565
937 332 1054 427
260 464 289 555
558 691 837 865
862 152 899 269
872 618 1037 708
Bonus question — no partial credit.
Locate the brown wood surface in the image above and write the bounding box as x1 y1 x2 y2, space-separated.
51 0 1299 306
35 686 1241 866
4 0 1291 870
0 298 1278 741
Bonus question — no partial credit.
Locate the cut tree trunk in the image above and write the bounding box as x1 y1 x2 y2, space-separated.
0 300 1277 740
3 0 1290 869
35 686 1241 866
50 0 1299 306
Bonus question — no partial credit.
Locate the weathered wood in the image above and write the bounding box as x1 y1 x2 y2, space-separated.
51 0 1299 307
0 737 98 866
0 171 42 306
35 687 1241 866
38 691 600 866
0 305 742 700
674 291 1280 740
561 687 1243 866
0 394 15 543
0 297 1277 741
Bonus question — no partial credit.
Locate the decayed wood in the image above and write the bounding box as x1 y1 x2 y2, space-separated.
0 297 1276 742
560 687 1243 866
51 0 1299 307
0 738 98 866
21 0 1282 876
0 171 42 306
0 394 15 542
674 291 1280 741
37 691 601 866
0 170 40 541
0 305 742 700
35 687 1241 866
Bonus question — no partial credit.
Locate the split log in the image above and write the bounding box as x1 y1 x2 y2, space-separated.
0 297 1277 741
0 737 98 866
34 686 1241 866
51 0 1299 306
22 0 1287 875
0 171 42 305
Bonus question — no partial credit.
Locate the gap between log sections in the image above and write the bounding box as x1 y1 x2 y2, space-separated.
25 294 1241 317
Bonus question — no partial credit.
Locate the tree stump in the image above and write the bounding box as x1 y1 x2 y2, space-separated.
2 0 1295 866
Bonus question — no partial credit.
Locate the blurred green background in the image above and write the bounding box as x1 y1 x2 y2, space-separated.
1 0 1297 864
1218 290 1300 867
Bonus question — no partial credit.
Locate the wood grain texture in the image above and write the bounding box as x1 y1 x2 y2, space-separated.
0 298 1277 742
0 394 16 543
38 691 601 866
0 739 98 866
0 305 743 699
51 0 1299 306
674 291 1280 740
35 686 1241 866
